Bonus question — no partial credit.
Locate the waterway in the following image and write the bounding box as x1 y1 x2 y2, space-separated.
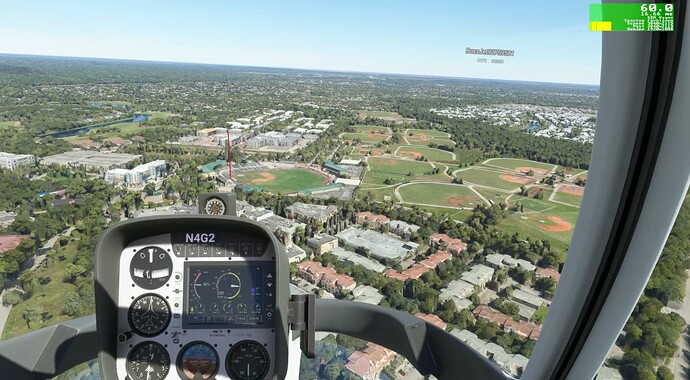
41 114 150 138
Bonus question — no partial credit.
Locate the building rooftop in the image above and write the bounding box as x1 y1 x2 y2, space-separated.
355 211 389 225
386 220 421 234
439 279 475 301
330 247 387 273
0 235 29 254
460 264 495 287
536 267 561 281
42 151 141 170
414 312 448 330
430 233 468 253
419 250 452 269
307 235 338 247
512 289 546 308
352 285 384 305
286 202 338 221
336 227 419 262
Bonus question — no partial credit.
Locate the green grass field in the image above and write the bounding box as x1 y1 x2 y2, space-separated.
398 183 484 208
358 110 401 118
342 133 390 143
353 125 389 133
396 146 455 161
406 129 450 138
0 121 20 129
484 158 556 172
358 186 397 202
454 167 531 191
500 198 580 250
235 169 326 194
2 241 83 340
553 191 583 207
368 157 434 175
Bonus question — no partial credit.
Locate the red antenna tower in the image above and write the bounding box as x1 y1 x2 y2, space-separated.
226 129 233 180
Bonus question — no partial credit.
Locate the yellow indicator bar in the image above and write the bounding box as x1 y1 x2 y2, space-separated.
590 21 613 31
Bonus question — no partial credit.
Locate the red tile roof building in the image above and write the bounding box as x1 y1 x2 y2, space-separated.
536 267 561 282
419 250 452 270
297 260 357 293
345 342 397 380
355 212 390 228
414 312 448 330
429 233 468 255
102 137 128 146
69 139 101 149
384 264 429 282
472 305 541 340
0 235 29 254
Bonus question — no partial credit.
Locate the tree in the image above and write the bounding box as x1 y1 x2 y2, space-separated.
65 263 87 283
526 170 535 176
2 290 22 306
23 305 44 329
62 292 81 316
656 366 673 380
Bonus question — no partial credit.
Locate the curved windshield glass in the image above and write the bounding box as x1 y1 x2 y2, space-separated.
0 1 614 379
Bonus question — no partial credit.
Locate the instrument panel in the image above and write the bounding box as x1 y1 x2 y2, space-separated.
114 231 277 380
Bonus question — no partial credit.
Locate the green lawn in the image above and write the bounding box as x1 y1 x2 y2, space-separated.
2 242 84 340
358 186 397 202
454 167 530 191
235 169 326 194
406 129 450 138
553 191 583 207
353 125 389 133
358 110 400 118
499 199 580 252
484 158 556 172
342 133 390 143
396 146 455 162
398 183 483 208
368 157 434 176
0 121 20 129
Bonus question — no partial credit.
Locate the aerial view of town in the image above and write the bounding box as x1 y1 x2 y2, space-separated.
0 50 687 380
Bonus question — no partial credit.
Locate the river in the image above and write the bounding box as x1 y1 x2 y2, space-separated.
41 114 150 138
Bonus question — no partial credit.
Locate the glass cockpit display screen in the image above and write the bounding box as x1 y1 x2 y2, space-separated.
184 262 275 328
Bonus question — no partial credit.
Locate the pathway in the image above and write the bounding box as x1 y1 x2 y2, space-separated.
468 185 491 206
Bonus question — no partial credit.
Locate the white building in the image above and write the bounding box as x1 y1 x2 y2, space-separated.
104 160 167 185
0 152 35 170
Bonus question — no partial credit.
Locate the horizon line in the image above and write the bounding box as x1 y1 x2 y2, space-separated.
0 52 601 87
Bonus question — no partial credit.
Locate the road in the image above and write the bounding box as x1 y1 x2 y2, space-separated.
671 268 690 379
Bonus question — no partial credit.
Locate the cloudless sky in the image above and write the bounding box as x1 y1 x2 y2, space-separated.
0 0 601 85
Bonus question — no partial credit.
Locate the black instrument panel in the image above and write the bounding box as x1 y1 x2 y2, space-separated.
185 262 275 328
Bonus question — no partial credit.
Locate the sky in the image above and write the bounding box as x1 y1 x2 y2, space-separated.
0 0 601 85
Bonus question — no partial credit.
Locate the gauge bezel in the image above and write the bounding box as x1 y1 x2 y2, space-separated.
127 293 172 337
125 341 171 380
176 341 221 380
129 245 173 290
226 340 271 380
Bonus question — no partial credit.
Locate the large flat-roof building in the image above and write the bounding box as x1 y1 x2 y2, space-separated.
0 152 35 171
336 227 419 263
460 264 495 289
307 235 338 255
285 202 338 224
42 151 141 172
330 247 387 273
450 329 528 378
104 160 166 185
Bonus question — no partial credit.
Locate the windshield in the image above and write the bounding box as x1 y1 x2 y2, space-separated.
0 1 617 379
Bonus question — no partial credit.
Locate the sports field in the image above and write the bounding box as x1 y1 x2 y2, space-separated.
500 200 579 252
235 168 327 194
353 125 389 133
454 167 536 190
342 132 390 143
553 191 583 207
484 158 556 173
406 129 450 138
396 146 455 161
398 183 484 208
363 157 440 185
358 110 401 118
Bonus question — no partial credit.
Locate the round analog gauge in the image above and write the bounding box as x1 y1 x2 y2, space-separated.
216 272 241 300
226 340 270 380
128 294 171 337
204 197 227 215
126 341 171 380
130 246 172 290
177 342 219 380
